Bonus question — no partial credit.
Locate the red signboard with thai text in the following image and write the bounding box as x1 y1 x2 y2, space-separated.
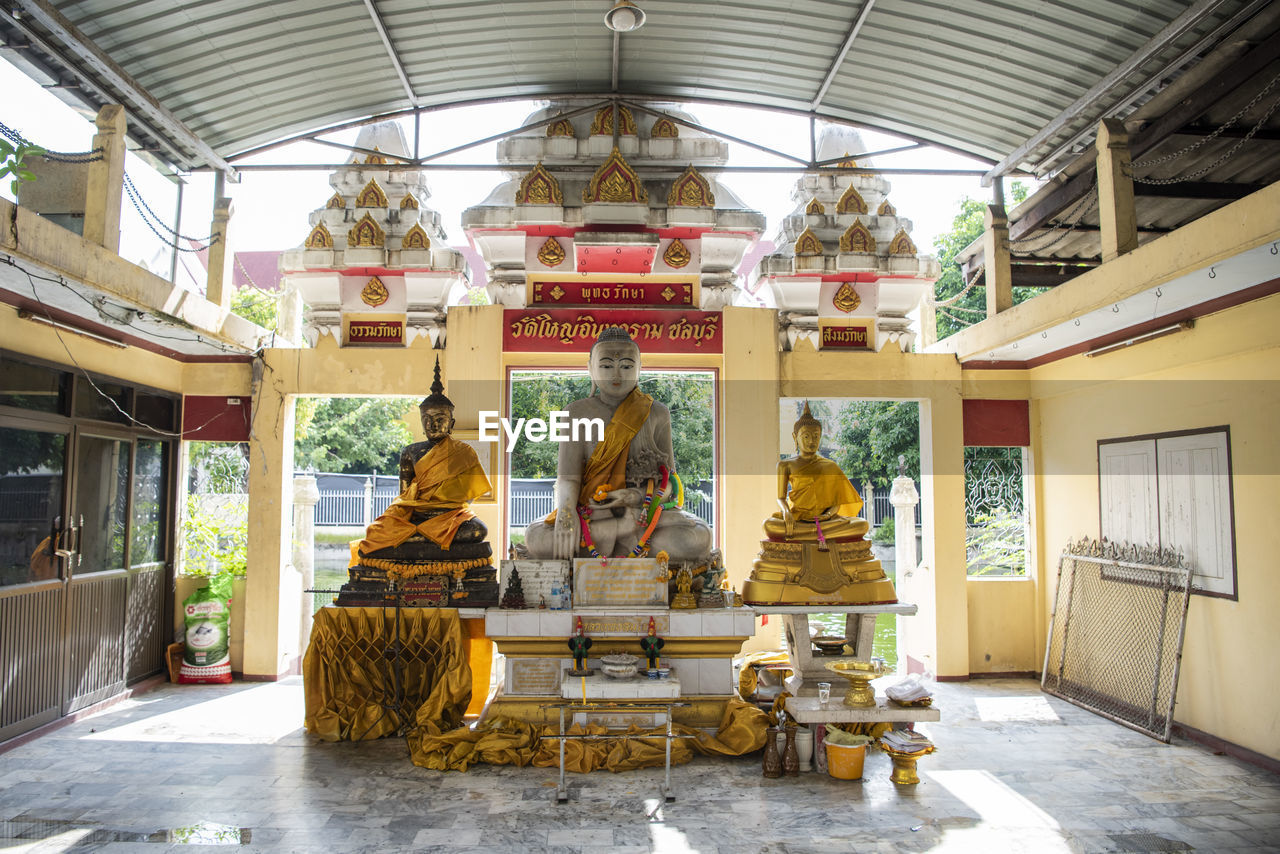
820 324 871 349
347 319 404 345
503 309 722 353
530 280 694 307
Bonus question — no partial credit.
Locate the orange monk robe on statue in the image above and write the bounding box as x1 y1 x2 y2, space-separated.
354 437 491 559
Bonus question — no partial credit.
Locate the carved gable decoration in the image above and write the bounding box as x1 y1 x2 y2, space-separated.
348 213 386 248
400 193 420 210
806 198 825 215
836 184 868 214
583 147 648 204
363 147 389 165
839 219 876 253
833 282 861 313
666 164 714 207
402 223 431 250
304 222 334 249
663 238 691 268
590 104 637 136
546 118 576 138
888 228 917 256
325 192 345 210
517 162 563 205
877 198 896 216
651 118 679 138
356 179 388 208
794 227 825 256
537 237 566 266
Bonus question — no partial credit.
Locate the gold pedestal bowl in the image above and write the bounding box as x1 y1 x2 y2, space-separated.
824 659 885 707
879 743 937 785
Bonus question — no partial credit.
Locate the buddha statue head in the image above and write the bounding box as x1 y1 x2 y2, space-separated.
792 401 823 455
419 356 455 441
589 326 641 404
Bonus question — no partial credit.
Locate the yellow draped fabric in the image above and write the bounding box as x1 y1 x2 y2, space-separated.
545 387 653 524
785 456 863 520
303 606 472 741
407 696 767 772
355 436 491 558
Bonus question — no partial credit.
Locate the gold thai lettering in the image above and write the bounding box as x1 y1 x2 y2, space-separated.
666 314 720 347
822 326 867 345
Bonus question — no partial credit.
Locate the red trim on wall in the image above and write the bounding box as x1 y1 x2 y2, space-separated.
963 399 1030 446
183 395 251 441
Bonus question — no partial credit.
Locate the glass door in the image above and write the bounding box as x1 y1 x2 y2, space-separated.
0 420 69 741
63 430 131 712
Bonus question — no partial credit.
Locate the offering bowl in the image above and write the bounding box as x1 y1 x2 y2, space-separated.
824 659 885 707
812 636 848 656
600 653 639 679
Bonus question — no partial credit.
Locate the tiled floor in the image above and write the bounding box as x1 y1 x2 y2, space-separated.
1 677 1277 853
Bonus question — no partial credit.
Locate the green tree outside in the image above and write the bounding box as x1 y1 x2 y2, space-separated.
294 397 417 475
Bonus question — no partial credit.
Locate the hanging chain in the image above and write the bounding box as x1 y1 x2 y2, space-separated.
1008 190 1099 254
234 254 282 299
121 174 218 251
929 262 984 308
0 121 103 163
1131 69 1280 172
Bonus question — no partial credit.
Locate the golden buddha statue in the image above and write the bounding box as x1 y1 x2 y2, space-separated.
742 402 897 606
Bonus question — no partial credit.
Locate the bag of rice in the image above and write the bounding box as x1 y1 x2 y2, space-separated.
179 572 234 684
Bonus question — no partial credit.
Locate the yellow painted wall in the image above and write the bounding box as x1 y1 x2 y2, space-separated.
1031 292 1280 759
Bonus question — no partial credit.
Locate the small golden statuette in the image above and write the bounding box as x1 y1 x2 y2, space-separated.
361 276 389 307
833 282 861 313
670 565 697 609
537 237 566 267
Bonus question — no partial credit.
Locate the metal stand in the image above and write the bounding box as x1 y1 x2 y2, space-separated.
541 701 693 804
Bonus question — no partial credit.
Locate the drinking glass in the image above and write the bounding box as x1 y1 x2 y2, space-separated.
817 682 831 704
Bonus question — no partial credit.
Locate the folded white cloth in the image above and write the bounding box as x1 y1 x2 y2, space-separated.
885 674 932 702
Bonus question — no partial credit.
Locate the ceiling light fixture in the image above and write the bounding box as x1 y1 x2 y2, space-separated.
604 0 645 32
19 310 128 348
1085 321 1193 357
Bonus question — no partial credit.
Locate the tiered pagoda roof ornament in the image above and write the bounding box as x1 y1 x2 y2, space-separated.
462 100 765 309
749 126 940 352
278 121 470 348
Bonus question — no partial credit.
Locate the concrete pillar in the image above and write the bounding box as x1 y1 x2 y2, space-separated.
862 480 875 525
362 477 374 527
1096 118 1138 262
982 204 1012 318
918 299 937 349
82 105 126 252
243 356 297 679
205 195 233 312
293 474 320 653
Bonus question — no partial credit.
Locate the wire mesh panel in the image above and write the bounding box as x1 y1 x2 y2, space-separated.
1042 537 1192 742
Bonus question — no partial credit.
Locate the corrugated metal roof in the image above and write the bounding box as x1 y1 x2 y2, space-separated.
1 0 1268 177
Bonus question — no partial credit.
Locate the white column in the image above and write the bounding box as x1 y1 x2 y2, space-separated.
363 477 374 527
890 471 919 576
293 475 321 651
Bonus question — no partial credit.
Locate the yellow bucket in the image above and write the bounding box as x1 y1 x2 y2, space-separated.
825 741 866 780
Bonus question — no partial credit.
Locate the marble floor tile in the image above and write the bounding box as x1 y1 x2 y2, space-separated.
1 677 1277 853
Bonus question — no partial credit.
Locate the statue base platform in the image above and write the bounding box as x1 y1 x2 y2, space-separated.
481 604 755 729
743 540 897 606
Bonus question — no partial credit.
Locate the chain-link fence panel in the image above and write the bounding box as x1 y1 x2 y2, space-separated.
1042 537 1191 742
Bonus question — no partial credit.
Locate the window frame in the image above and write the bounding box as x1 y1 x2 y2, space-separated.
1097 425 1237 600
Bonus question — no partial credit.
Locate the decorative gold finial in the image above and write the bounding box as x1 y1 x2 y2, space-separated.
583 147 648 204
666 164 714 207
356 179 388 208
363 147 389 165
663 238 692 268
590 104 637 136
888 228 917 256
836 184 868 214
839 219 875 253
794 227 824 256
304 222 334 249
361 276 389 307
401 223 430 250
517 162 563 205
546 117 576 138
651 117 679 138
833 282 861 313
794 401 821 433
348 213 386 247
537 237 566 266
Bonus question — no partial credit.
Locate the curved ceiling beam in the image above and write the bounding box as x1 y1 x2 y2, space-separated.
361 0 416 107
